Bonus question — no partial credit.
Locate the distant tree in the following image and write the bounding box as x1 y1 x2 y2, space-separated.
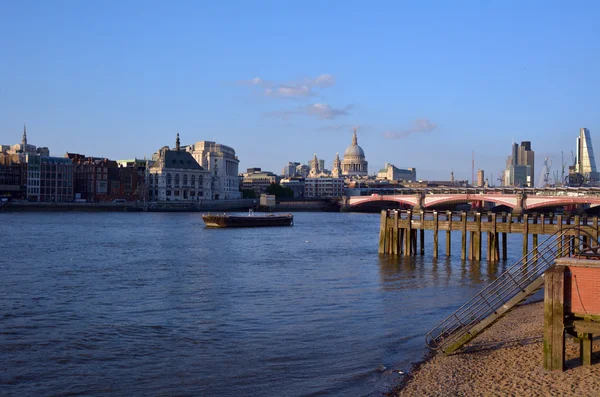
266 183 294 198
241 189 257 199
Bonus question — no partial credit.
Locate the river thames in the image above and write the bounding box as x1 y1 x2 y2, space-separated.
1 212 530 396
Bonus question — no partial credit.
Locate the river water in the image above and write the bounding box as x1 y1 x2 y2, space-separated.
1 212 530 396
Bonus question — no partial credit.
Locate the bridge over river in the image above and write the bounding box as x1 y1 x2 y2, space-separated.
345 187 600 213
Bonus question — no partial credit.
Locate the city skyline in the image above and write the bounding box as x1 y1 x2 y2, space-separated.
1 1 599 181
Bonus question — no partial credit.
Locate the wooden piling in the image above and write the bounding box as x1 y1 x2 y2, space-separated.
532 215 538 262
446 211 452 257
433 211 439 258
522 214 529 263
557 214 563 257
502 213 508 261
378 210 387 254
474 212 482 261
461 212 467 260
403 210 411 256
393 211 399 255
551 266 566 370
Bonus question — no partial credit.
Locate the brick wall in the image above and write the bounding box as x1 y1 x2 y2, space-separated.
565 266 600 316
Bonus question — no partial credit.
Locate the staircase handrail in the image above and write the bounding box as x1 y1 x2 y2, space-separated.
425 226 597 352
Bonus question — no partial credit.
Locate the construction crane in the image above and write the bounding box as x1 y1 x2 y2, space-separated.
497 171 504 187
537 157 552 188
552 151 567 187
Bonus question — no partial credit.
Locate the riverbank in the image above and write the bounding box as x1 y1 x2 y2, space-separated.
390 301 600 396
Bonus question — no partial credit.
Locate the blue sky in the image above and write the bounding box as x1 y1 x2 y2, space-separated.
1 1 599 183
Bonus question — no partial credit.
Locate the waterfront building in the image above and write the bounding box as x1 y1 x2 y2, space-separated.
241 168 279 194
376 163 416 182
304 177 344 198
185 141 241 199
575 128 600 184
341 129 368 177
28 156 74 202
504 141 534 187
0 154 26 198
147 134 212 201
280 177 305 199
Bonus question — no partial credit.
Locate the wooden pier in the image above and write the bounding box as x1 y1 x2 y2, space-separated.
378 210 600 261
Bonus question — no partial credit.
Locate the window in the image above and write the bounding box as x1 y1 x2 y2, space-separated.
198 175 203 186
167 174 172 187
175 174 180 187
191 175 196 187
183 175 188 187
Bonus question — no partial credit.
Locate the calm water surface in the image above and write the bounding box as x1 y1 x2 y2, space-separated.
1 212 529 396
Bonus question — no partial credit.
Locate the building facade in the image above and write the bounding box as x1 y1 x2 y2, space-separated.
185 141 241 199
575 128 599 184
304 177 344 198
241 168 279 194
341 129 368 177
376 163 416 182
147 135 212 201
3 125 50 157
504 141 534 187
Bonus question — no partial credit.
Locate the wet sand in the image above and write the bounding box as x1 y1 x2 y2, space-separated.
391 302 600 397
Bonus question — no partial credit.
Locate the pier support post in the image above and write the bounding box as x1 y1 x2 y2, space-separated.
446 211 452 257
522 214 529 263
404 210 412 256
420 229 425 256
532 215 538 262
556 214 563 257
475 212 482 261
593 216 599 243
433 211 439 258
579 333 593 366
461 212 467 260
574 215 581 254
502 213 508 261
378 210 387 254
393 211 399 255
543 265 566 371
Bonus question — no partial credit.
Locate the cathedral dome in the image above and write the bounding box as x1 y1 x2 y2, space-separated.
344 144 365 158
341 129 368 177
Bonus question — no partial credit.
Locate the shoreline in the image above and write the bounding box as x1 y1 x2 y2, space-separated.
388 301 600 396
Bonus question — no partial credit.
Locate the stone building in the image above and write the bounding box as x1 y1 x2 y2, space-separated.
185 141 241 199
304 177 344 198
147 134 211 201
341 129 368 177
376 163 416 182
241 168 278 194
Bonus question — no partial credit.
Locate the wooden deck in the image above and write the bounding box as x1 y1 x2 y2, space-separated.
378 210 600 261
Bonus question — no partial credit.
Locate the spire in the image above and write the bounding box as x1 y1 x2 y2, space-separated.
22 123 27 146
352 128 357 146
335 152 340 161
176 132 180 152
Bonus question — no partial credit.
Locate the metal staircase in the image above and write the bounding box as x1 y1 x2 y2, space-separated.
425 226 598 355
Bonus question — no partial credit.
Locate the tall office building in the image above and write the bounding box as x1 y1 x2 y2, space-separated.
575 128 599 183
477 169 485 187
504 141 534 187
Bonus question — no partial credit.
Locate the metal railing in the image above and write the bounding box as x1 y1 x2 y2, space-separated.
425 226 598 353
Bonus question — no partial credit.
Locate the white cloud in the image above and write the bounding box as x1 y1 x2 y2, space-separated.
307 74 335 88
383 118 438 139
265 103 352 120
239 74 334 99
266 84 313 98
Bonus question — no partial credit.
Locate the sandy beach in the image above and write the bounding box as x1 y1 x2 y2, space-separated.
392 302 600 397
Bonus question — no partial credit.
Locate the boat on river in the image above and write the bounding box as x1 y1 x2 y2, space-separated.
202 211 294 228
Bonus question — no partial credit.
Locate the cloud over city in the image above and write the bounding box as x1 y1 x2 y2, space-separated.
265 103 352 120
238 74 335 99
383 118 438 139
